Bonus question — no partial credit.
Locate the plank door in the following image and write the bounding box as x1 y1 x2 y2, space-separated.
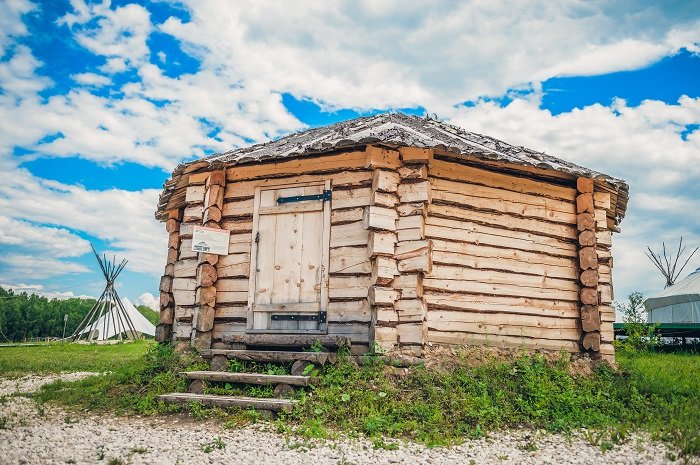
247 181 331 332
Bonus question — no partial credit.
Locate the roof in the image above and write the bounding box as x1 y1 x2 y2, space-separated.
156 113 629 221
645 268 700 310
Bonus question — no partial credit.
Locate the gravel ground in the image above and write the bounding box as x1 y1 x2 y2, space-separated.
0 374 679 465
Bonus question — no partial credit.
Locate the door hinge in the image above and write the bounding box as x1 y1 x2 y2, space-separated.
270 310 327 323
277 189 331 204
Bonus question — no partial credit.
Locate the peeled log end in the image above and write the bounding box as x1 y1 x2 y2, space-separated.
580 305 601 332
582 331 601 351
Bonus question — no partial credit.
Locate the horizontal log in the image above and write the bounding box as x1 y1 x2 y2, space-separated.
428 309 579 330
396 299 427 322
399 146 433 163
397 227 424 242
393 273 423 299
327 322 371 344
371 191 398 208
427 330 581 352
366 145 401 169
431 249 578 280
428 203 576 240
331 221 369 247
425 216 577 258
368 286 399 305
398 164 427 180
173 289 196 307
333 187 372 209
594 192 611 209
211 321 246 339
372 256 399 285
228 233 252 253
220 219 253 233
424 278 579 301
215 305 246 319
221 334 351 350
225 170 371 199
227 151 368 181
397 203 426 217
183 205 203 223
398 252 432 273
330 246 371 274
395 240 431 260
328 300 371 323
424 292 580 318
397 323 425 345
427 265 579 292
430 159 576 202
158 393 294 412
222 198 254 217
329 275 372 299
173 259 197 278
332 207 365 225
374 326 398 349
217 253 250 278
427 319 581 342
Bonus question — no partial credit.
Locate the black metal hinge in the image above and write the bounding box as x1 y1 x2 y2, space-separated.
271 311 327 323
277 189 331 204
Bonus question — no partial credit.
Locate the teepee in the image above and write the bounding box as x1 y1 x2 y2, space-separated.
71 245 153 341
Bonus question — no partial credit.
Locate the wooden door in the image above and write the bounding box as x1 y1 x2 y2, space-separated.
247 181 331 332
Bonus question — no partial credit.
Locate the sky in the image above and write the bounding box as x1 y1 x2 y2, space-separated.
0 0 698 312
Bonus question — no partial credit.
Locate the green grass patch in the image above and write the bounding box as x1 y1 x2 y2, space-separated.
0 341 153 376
31 345 700 460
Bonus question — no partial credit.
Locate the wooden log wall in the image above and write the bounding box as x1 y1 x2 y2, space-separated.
156 208 181 343
423 158 602 353
369 147 433 355
577 178 616 359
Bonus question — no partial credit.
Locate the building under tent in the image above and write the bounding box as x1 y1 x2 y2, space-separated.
154 113 629 361
79 297 156 341
645 268 700 324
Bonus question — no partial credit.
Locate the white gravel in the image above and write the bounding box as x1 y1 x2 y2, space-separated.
0 374 679 465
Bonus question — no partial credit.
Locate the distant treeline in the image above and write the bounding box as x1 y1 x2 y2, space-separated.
0 286 158 342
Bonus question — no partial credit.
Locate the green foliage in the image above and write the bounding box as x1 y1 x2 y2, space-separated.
0 286 97 341
200 437 225 453
0 340 153 376
615 292 660 353
136 305 159 325
306 339 327 353
226 359 290 375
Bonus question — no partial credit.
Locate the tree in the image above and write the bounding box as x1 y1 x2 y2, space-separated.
614 292 659 353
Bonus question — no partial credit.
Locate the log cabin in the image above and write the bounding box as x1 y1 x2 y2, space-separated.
154 113 628 361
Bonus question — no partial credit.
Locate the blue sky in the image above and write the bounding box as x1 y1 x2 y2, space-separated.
0 0 698 310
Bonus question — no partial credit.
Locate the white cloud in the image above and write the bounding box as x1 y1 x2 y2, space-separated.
138 292 158 311
160 1 700 111
0 254 89 279
0 0 34 55
72 72 111 86
0 217 91 258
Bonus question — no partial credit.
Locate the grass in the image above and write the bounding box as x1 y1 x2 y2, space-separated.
0 340 153 376
24 343 700 460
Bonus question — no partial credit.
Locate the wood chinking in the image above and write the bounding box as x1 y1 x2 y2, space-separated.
155 113 627 361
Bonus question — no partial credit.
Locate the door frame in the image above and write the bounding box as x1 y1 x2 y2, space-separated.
245 179 331 333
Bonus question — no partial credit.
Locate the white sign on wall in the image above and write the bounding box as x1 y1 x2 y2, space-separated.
191 226 230 255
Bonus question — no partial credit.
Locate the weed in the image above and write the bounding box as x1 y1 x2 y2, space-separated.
306 340 327 353
200 437 225 453
0 416 7 430
64 416 76 424
520 440 538 452
107 458 125 465
249 385 274 398
371 438 399 450
97 446 105 460
130 446 148 454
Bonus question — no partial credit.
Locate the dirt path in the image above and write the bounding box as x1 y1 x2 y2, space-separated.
0 374 676 465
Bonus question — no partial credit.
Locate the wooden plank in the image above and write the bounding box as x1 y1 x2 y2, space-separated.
371 191 398 208
158 393 294 412
179 371 316 387
228 233 252 254
222 334 351 348
221 219 253 233
398 164 428 180
327 322 371 343
429 159 576 201
397 227 424 242
226 151 368 181
428 310 580 332
423 277 579 301
396 299 427 322
372 256 399 285
221 198 255 217
201 349 337 364
172 289 196 307
172 277 197 291
331 207 364 224
332 187 372 209
330 246 371 274
596 230 613 247
299 186 324 315
328 300 371 323
215 305 247 319
594 192 611 209
427 330 581 352
425 216 577 258
393 273 423 299
217 253 250 278
330 221 369 247
368 286 399 305
365 145 401 169
329 275 372 299
399 147 433 164
397 323 424 345
428 204 576 239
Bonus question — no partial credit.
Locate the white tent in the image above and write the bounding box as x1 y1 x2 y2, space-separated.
645 268 700 324
80 297 156 340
